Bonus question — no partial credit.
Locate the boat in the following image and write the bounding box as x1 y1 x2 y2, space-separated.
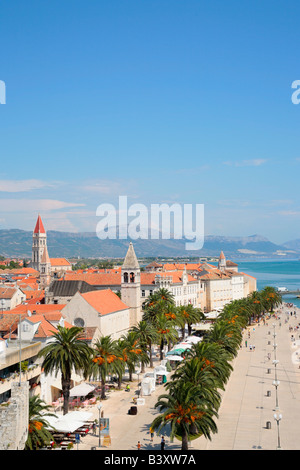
276 287 288 292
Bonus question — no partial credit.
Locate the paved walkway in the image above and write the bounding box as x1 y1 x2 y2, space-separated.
75 305 300 451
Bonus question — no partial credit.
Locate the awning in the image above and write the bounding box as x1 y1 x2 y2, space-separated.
45 411 93 433
185 336 201 344
166 355 184 362
70 382 95 397
166 348 185 356
193 323 213 331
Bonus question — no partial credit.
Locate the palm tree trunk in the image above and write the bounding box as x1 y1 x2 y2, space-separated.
117 373 122 390
62 375 70 415
160 339 164 360
101 374 106 400
181 427 189 450
148 340 153 368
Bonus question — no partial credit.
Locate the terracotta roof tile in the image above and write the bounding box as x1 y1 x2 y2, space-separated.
81 289 128 315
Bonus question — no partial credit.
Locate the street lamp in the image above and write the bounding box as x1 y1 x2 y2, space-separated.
274 413 282 450
273 342 277 361
273 359 279 382
97 403 103 448
272 380 280 411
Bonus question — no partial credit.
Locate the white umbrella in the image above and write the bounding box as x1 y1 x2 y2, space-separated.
45 411 93 433
166 355 184 362
69 382 95 397
186 336 201 344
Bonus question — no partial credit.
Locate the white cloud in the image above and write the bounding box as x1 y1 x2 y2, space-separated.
223 159 267 167
278 210 300 216
0 199 85 212
0 179 55 192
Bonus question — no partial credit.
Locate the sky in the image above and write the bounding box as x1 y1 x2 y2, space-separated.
0 0 300 245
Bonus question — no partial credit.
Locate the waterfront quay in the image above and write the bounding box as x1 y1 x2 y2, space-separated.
76 305 300 451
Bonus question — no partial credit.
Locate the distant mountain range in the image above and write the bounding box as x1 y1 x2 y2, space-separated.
0 229 299 260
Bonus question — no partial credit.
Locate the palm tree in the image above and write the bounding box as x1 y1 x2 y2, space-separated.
169 356 223 412
143 288 175 310
156 312 179 360
261 286 282 313
113 339 127 389
220 298 252 328
119 331 149 381
178 304 204 338
91 335 118 399
131 320 159 370
248 290 265 321
151 381 218 450
25 396 56 450
186 341 233 388
38 326 92 415
205 319 242 359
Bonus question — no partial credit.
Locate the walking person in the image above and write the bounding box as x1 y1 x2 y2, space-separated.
161 435 165 451
92 420 97 436
137 441 141 450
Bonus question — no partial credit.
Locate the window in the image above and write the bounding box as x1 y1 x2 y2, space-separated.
123 272 128 283
130 272 135 283
74 317 85 328
142 290 145 297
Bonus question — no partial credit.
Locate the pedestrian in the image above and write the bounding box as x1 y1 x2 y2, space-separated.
245 340 248 347
150 427 154 442
161 435 165 451
137 441 141 450
92 420 97 436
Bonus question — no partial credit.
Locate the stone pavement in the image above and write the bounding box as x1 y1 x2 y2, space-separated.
76 305 300 451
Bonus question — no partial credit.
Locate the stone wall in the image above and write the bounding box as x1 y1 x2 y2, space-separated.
0 381 29 450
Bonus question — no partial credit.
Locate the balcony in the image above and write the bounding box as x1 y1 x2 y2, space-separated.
0 364 41 396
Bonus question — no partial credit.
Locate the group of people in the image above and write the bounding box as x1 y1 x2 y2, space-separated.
137 431 165 450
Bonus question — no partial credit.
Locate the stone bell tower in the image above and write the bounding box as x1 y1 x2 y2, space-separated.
121 242 141 327
218 251 226 273
32 214 47 273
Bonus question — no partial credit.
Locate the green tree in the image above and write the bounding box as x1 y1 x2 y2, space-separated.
119 331 149 381
91 335 118 399
151 382 218 450
131 320 159 370
25 396 56 450
38 326 92 415
261 286 282 313
156 313 179 360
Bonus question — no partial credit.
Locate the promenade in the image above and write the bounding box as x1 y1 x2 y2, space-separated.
76 305 300 451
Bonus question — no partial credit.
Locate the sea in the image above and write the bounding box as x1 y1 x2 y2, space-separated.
236 259 300 308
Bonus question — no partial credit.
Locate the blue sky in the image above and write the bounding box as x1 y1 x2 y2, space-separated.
0 0 300 244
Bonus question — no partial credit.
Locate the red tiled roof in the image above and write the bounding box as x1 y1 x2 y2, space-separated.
34 215 46 234
141 271 196 285
8 303 66 314
0 287 19 299
64 272 122 285
80 289 128 315
50 258 71 267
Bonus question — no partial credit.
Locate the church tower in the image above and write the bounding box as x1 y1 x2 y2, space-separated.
121 242 141 327
32 215 47 273
218 251 226 273
39 244 52 287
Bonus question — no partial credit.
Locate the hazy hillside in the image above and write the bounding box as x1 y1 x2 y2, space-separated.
0 229 298 259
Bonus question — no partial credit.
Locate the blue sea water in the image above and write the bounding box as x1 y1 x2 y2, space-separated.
237 260 300 308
